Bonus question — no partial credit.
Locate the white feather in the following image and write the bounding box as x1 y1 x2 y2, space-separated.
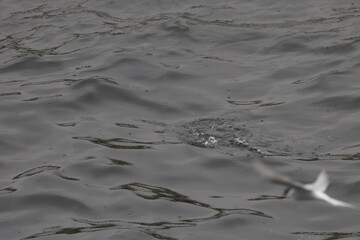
252 158 357 209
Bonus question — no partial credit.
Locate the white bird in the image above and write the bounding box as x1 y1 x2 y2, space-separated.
252 158 357 209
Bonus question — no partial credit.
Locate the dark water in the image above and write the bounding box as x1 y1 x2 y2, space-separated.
1 1 360 239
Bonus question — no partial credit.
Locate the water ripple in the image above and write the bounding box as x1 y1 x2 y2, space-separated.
13 165 60 180
73 136 179 150
292 231 360 240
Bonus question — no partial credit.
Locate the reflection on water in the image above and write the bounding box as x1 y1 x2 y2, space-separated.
73 136 180 149
21 218 184 240
107 157 133 166
73 136 153 150
0 187 17 196
21 183 272 240
115 182 212 208
293 231 360 240
247 195 281 201
112 182 272 219
1 0 360 239
13 166 60 179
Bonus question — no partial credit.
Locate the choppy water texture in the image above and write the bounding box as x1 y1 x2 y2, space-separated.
1 0 360 239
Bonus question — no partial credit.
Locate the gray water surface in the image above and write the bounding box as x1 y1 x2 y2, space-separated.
1 1 360 239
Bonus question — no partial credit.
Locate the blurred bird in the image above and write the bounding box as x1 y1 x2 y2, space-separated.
252 158 357 209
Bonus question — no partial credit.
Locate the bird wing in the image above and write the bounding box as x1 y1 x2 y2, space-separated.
252 158 305 191
315 191 358 209
304 170 330 192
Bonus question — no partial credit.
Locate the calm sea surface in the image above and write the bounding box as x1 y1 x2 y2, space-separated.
1 1 360 239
